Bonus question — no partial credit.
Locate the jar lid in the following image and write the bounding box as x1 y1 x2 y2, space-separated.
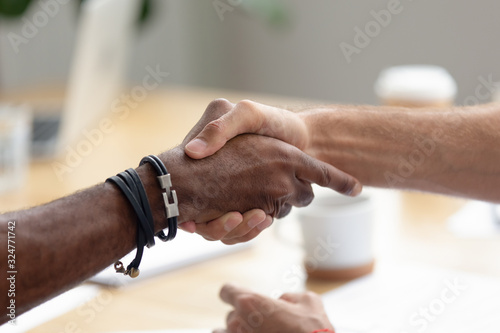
375 65 457 103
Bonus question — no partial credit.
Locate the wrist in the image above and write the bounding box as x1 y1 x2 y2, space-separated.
297 111 314 153
136 148 186 232
298 108 340 160
156 147 198 224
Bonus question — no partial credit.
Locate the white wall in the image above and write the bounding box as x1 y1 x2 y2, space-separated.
130 0 500 104
2 0 500 105
0 0 77 91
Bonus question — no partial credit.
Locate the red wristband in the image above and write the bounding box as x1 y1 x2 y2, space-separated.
311 329 335 333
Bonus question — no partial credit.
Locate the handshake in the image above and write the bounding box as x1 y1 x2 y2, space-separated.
4 96 491 330
157 98 362 244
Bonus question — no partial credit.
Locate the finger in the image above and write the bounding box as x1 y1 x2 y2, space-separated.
220 284 277 318
295 153 362 196
178 221 196 233
226 310 236 326
276 203 293 219
287 178 315 208
195 212 243 241
182 99 235 144
185 100 264 159
185 101 308 159
212 329 227 333
301 291 325 306
219 283 255 306
222 215 274 245
279 292 303 303
223 209 266 239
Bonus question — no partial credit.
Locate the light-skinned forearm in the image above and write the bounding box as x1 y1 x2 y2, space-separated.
301 103 500 202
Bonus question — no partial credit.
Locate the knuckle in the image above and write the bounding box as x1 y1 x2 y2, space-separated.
202 235 217 241
292 180 314 207
227 318 241 333
235 99 257 112
212 230 227 241
319 164 333 187
272 182 291 199
201 228 226 241
207 98 233 118
299 189 315 207
238 230 260 243
335 175 353 194
276 203 292 219
222 238 237 245
209 98 232 110
235 294 256 311
304 290 319 300
205 119 227 135
235 99 264 128
276 147 293 164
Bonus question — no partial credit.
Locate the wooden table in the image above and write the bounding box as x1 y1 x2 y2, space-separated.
1 86 499 332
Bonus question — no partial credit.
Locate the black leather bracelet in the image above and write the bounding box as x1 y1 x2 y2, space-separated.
105 155 178 278
107 169 155 278
139 155 178 242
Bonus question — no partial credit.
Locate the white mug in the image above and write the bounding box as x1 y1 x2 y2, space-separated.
297 191 375 280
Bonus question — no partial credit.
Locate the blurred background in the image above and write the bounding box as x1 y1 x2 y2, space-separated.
1 0 500 105
2 2 500 331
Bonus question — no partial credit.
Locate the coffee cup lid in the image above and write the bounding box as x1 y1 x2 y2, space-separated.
375 65 457 103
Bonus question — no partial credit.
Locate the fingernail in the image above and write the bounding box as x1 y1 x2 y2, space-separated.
247 215 264 229
186 138 207 154
256 217 273 231
178 223 195 233
350 182 363 196
224 216 241 232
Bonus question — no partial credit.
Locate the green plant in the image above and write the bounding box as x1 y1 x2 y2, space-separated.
0 0 152 27
0 0 32 17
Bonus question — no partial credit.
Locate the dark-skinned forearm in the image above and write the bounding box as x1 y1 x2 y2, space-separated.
0 149 190 321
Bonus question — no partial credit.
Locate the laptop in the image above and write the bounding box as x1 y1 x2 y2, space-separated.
31 0 139 157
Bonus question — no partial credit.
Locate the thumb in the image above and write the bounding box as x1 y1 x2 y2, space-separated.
219 283 255 306
279 292 304 304
185 100 264 159
185 100 311 160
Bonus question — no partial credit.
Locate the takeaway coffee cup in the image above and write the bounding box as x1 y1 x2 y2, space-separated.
297 191 375 280
375 65 457 108
375 65 457 207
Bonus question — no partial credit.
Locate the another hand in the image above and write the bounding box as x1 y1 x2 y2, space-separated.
185 99 310 159
214 284 335 333
163 130 357 223
171 99 361 243
178 209 273 245
178 99 361 243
